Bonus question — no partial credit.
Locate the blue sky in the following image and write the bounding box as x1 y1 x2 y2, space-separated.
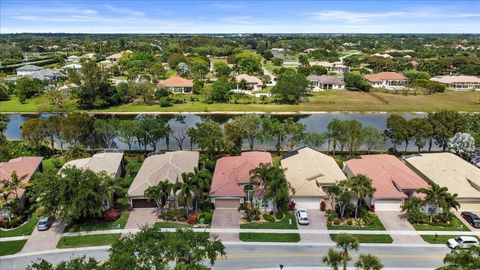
1 0 479 33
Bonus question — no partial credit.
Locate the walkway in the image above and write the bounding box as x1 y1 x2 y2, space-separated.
20 220 66 253
376 212 425 244
211 209 240 241
299 210 332 243
124 208 158 229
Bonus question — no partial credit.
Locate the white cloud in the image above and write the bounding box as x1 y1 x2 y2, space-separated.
222 16 260 25
210 2 243 9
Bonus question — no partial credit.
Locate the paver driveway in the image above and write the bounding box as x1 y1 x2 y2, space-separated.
298 210 332 243
376 211 425 244
125 208 158 229
211 209 240 241
21 220 66 253
454 211 480 231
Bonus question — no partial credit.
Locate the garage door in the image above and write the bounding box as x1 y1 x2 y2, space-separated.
294 197 321 210
214 199 240 209
132 199 157 208
458 201 480 211
374 200 402 211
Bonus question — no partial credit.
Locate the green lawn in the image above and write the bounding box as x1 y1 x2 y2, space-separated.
240 212 298 230
0 95 39 112
240 233 300 242
330 234 393 243
63 210 130 233
57 234 121 248
327 215 386 231
421 234 479 244
154 221 193 229
413 216 470 232
0 216 38 238
0 240 27 256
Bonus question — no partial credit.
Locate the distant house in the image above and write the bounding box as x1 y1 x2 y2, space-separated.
28 68 62 81
311 61 349 73
281 147 347 209
62 64 82 73
371 53 394 59
307 75 345 91
210 152 273 210
106 50 132 62
344 154 428 211
82 53 96 60
0 157 43 204
364 72 409 90
127 151 199 208
158 76 194 93
404 153 480 211
16 65 43 76
430 75 480 91
66 55 82 63
235 74 263 91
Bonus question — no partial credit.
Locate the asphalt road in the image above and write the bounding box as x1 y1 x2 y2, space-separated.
0 243 449 270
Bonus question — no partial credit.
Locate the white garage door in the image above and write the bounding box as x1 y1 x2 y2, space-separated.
294 197 321 210
458 201 480 211
374 200 402 211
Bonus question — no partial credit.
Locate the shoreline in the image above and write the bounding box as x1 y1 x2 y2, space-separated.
0 111 448 115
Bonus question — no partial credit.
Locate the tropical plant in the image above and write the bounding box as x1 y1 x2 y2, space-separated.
322 248 344 270
348 175 376 219
1 171 28 200
355 254 384 270
335 234 360 270
145 180 173 211
437 246 480 270
418 183 451 222
174 172 200 212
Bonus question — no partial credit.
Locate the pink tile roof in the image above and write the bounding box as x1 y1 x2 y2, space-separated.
159 76 193 87
344 154 427 200
0 156 43 200
210 152 272 197
364 72 408 82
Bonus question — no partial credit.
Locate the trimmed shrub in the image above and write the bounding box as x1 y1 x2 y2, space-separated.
275 211 285 220
197 212 213 224
103 208 120 222
362 211 376 226
263 214 275 223
187 212 198 225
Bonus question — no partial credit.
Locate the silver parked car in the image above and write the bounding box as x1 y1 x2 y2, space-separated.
37 216 54 231
296 208 310 225
446 236 479 249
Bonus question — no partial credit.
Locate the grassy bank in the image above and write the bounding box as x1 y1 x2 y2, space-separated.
0 240 27 256
421 234 479 244
154 221 193 229
2 91 479 113
413 216 470 231
330 234 393 243
240 213 298 230
57 234 121 248
0 216 38 238
240 232 301 242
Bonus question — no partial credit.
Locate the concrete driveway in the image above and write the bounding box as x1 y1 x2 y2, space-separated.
454 211 480 231
212 209 240 241
298 210 332 243
21 220 66 253
376 211 425 244
125 208 158 229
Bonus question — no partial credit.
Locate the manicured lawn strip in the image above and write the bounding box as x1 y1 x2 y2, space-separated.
421 235 480 244
327 215 386 231
240 212 298 230
0 216 38 238
63 210 130 232
0 240 27 256
154 222 193 228
413 216 470 231
240 233 300 242
57 234 121 248
330 234 393 243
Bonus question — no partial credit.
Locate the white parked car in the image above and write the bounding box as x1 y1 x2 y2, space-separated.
446 236 479 249
296 208 310 225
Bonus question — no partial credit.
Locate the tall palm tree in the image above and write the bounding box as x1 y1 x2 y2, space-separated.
249 162 271 187
418 183 450 222
442 192 460 219
0 180 13 204
322 248 344 270
6 172 29 200
174 172 199 212
440 246 480 270
355 254 384 270
99 172 118 208
187 167 212 205
158 180 173 210
335 234 360 270
348 175 376 219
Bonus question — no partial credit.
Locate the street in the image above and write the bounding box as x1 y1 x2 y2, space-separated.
0 243 449 270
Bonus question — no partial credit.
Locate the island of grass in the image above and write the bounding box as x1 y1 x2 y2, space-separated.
413 216 470 232
240 232 301 242
63 210 130 232
327 215 386 231
240 212 298 230
0 216 38 238
57 234 121 248
154 221 194 229
0 240 27 256
420 234 480 244
330 234 393 243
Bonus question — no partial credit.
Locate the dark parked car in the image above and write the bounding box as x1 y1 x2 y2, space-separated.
37 216 54 231
461 212 480 228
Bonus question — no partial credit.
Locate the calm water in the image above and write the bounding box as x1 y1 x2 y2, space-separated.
4 113 434 151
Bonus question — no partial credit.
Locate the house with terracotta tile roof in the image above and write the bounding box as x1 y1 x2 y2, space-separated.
0 156 43 204
343 154 428 211
281 147 347 209
210 151 272 209
159 76 194 93
364 72 409 90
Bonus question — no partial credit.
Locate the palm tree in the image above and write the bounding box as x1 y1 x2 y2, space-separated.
174 172 199 212
418 183 450 222
145 185 162 211
401 197 425 223
322 248 344 270
348 175 376 219
249 162 271 187
6 172 29 200
335 234 360 270
0 180 13 204
442 192 460 219
158 180 173 210
355 254 383 270
440 246 480 270
100 172 118 208
187 167 212 205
